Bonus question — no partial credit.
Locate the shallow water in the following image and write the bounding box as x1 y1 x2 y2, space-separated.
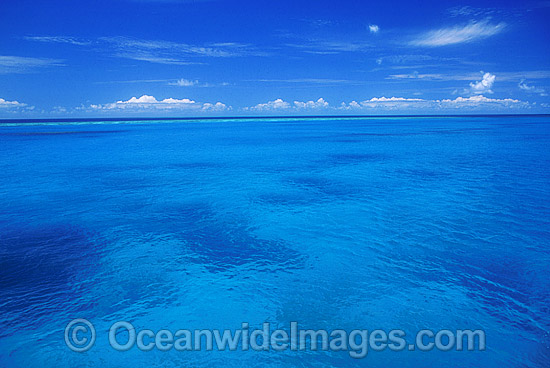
0 116 549 367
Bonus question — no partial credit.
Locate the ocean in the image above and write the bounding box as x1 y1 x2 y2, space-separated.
0 116 549 367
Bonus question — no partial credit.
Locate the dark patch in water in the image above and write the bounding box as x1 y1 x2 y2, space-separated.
285 175 360 198
0 224 101 328
434 248 550 336
395 168 450 180
329 153 389 164
254 192 315 206
160 203 305 273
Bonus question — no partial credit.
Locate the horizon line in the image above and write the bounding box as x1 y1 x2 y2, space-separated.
1 113 550 124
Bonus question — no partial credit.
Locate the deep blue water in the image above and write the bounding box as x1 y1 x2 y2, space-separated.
0 116 549 367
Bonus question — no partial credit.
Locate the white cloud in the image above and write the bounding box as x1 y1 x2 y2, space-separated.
340 97 427 110
0 55 64 74
439 95 527 108
100 37 252 58
246 98 330 112
201 102 228 111
409 19 505 47
100 37 263 65
113 52 197 65
340 95 529 111
169 78 199 87
368 96 424 102
52 106 68 113
469 72 496 94
248 94 531 113
87 94 229 111
518 80 547 96
387 70 550 82
285 40 372 54
24 36 91 46
0 97 27 108
251 78 356 85
247 99 292 111
294 98 329 109
369 24 380 33
25 35 265 65
387 72 450 80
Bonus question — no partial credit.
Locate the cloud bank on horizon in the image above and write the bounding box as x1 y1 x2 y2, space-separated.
0 0 549 117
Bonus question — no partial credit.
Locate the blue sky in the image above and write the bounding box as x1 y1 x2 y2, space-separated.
1 0 549 117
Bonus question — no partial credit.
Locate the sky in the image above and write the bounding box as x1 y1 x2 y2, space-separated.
1 0 550 117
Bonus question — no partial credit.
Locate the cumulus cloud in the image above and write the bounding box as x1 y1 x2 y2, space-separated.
246 98 330 112
87 94 229 111
369 24 380 33
202 102 229 111
340 95 529 111
439 95 528 109
409 19 505 47
0 97 27 108
340 97 426 110
247 99 291 111
248 95 530 113
469 72 496 94
294 98 329 109
518 80 547 96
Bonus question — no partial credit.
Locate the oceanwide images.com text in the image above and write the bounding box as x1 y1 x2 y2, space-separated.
65 319 486 358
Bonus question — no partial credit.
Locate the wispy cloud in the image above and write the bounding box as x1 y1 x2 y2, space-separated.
372 54 477 70
447 4 545 18
24 36 91 46
378 54 437 64
518 80 547 96
388 70 550 82
169 78 199 87
86 94 230 112
101 37 265 63
250 78 360 85
112 52 198 65
493 71 550 81
94 78 228 87
285 40 372 54
0 55 64 74
447 6 510 18
386 72 467 81
25 35 265 65
409 19 505 47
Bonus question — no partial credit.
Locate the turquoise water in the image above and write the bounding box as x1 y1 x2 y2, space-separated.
0 116 549 367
